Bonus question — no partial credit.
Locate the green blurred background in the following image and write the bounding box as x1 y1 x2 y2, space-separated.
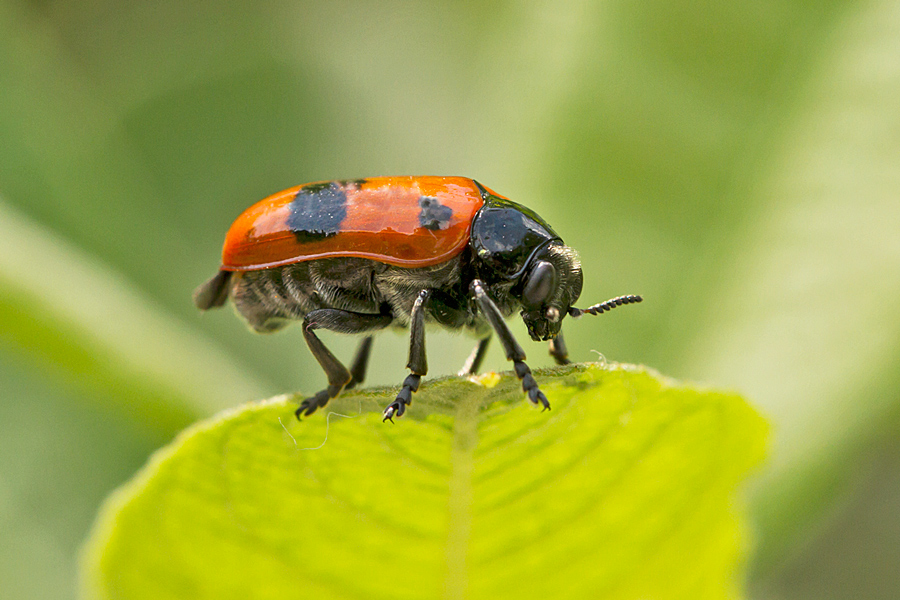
1 1 898 598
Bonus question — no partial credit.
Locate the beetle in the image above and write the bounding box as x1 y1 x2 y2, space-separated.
194 176 641 422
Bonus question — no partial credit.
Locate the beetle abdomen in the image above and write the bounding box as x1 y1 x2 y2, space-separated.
230 256 466 333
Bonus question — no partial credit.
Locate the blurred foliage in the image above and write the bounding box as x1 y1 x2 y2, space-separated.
83 366 766 600
0 0 898 598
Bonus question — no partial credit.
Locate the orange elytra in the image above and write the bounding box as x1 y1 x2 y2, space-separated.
220 176 486 271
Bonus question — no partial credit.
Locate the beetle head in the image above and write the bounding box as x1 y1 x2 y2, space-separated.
519 242 583 341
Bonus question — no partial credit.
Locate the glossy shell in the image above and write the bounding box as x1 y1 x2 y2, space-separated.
220 176 486 270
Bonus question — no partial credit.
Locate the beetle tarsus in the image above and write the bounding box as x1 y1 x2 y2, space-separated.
514 360 551 411
382 374 419 422
536 390 551 411
296 389 333 419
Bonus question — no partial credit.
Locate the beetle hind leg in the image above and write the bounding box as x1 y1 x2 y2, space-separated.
296 310 392 419
296 324 350 418
344 336 374 390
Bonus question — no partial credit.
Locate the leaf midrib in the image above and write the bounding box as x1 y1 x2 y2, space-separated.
443 387 480 600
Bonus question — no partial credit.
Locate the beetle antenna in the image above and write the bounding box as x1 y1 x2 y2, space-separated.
568 295 643 317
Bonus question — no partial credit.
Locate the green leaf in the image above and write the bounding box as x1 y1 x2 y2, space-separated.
82 364 766 600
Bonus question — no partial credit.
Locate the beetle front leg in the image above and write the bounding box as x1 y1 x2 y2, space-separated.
548 331 570 366
470 280 550 410
383 290 430 422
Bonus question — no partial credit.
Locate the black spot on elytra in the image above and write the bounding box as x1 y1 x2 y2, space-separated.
418 196 453 230
288 182 347 243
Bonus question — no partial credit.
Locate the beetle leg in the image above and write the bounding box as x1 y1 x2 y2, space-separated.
344 336 374 390
297 310 392 419
458 335 491 376
383 290 430 422
470 280 550 411
548 331 570 366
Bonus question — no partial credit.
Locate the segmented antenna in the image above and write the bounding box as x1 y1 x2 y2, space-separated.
568 294 643 317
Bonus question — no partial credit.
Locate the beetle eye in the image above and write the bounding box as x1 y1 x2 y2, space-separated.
545 306 560 322
522 260 558 308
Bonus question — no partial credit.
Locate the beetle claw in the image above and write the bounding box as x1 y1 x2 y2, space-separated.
382 400 407 423
529 387 551 411
296 390 330 420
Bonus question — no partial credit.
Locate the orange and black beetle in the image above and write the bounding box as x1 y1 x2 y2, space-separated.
195 176 641 421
